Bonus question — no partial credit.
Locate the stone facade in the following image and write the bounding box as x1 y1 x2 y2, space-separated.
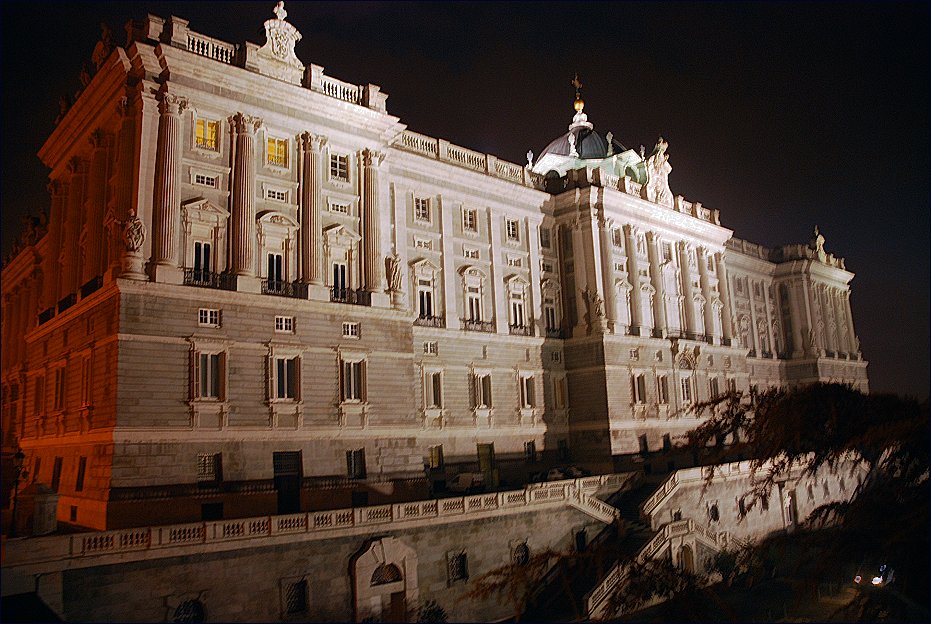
1 5 867 530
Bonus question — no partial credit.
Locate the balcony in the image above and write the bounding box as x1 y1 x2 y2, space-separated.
57 293 76 313
545 327 566 339
461 318 494 333
80 275 103 298
414 315 446 328
183 269 236 291
509 324 532 336
262 279 308 299
331 287 371 306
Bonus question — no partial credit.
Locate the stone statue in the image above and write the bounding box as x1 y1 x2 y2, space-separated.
605 131 614 156
567 133 578 158
92 23 113 70
642 136 673 206
80 64 92 88
526 150 534 168
273 1 288 20
122 216 146 252
57 96 70 120
385 254 402 293
581 287 605 325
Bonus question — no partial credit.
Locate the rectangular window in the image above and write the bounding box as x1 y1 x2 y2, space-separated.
340 360 366 402
463 247 479 259
53 367 66 411
267 137 289 167
726 378 737 394
414 237 433 250
265 188 288 202
197 453 222 482
629 348 640 361
473 374 492 408
462 207 477 232
507 256 522 268
80 357 92 407
285 579 308 615
342 321 360 338
195 117 219 151
631 374 647 404
51 456 63 492
467 287 482 322
553 376 567 409
275 316 295 333
663 242 673 262
447 551 469 583
506 218 520 242
329 153 349 181
680 376 693 404
520 376 535 408
417 280 434 318
510 295 525 328
267 252 284 283
273 356 300 400
414 197 431 222
194 351 225 400
541 261 554 273
710 377 720 399
423 341 438 355
428 445 444 469
198 308 221 328
524 440 537 463
638 435 649 454
425 371 443 408
657 375 669 404
544 300 558 332
193 173 218 188
346 448 366 479
551 350 561 363
612 228 624 248
75 456 87 492
539 226 551 248
329 201 350 214
193 241 212 276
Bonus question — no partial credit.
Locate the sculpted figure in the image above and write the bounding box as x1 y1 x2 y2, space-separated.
92 23 113 70
385 254 402 292
642 136 673 206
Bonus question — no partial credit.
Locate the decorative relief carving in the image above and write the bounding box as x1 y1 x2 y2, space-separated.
229 112 263 134
122 216 146 252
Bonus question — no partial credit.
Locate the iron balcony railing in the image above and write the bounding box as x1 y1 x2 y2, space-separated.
262 279 309 299
545 327 566 339
414 315 446 328
508 324 532 336
461 318 494 333
183 269 236 291
331 287 372 306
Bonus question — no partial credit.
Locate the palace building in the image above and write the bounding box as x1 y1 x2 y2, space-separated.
1 3 867 534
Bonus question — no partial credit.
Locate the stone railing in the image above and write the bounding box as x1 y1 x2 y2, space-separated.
726 237 771 260
5 474 630 570
313 74 363 105
395 130 542 189
186 30 238 64
590 170 720 225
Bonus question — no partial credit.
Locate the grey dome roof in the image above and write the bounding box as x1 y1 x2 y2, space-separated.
539 127 627 160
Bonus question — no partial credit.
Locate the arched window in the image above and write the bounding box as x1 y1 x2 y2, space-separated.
371 563 403 586
173 599 206 623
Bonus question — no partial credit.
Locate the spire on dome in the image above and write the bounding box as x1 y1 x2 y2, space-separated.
568 73 593 131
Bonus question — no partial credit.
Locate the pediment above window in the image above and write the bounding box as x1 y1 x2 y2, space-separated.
323 223 362 247
182 197 229 225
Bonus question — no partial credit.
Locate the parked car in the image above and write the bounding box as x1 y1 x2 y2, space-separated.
447 472 486 494
530 465 593 483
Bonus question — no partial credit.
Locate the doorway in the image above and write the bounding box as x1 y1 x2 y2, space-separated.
273 451 302 514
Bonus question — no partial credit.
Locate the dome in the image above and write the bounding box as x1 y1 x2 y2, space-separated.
538 126 628 161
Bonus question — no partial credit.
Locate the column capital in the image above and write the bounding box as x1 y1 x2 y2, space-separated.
300 131 327 152
229 112 263 134
157 92 188 116
362 148 385 167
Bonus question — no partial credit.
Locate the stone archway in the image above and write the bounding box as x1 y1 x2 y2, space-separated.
679 544 695 573
351 537 419 623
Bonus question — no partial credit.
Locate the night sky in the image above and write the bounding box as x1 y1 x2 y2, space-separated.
2 2 928 399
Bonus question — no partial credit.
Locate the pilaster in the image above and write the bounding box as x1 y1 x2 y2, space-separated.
84 130 112 283
361 148 386 304
647 232 667 337
624 224 643 335
299 132 326 291
714 253 734 345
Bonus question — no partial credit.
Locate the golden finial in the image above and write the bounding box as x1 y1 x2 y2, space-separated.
571 73 584 112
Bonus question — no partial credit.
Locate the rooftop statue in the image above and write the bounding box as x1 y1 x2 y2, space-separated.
642 136 673 207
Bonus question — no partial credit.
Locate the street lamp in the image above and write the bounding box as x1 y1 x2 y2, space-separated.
8 448 27 538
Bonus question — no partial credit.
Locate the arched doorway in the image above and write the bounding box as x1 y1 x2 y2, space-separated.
679 544 695 573
351 537 419 623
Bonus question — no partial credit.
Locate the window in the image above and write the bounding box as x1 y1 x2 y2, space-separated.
275 315 294 333
194 351 225 400
332 261 348 292
267 252 284 284
53 367 66 411
472 373 492 408
513 542 530 565
544 298 558 332
663 243 673 262
342 322 360 339
631 374 647 404
423 341 438 355
265 188 288 202
557 439 569 460
428 445 444 469
680 376 693 404
709 377 720 399
51 456 63 492
466 286 482 322
612 228 623 248
80 356 92 407
329 201 350 214
553 376 567 409
709 503 720 522
462 208 477 233
507 256 522 268
657 375 669 404
414 197 431 222
629 348 640 361
520 376 535 408
425 371 443 408
197 453 222 482
329 153 349 181
267 136 289 167
463 247 479 259
447 551 469 583
726 378 737 394
346 448 366 479
414 237 433 250
285 579 308 615
340 359 366 402
541 261 554 273
193 173 218 188
75 456 87 492
524 441 537 463
551 350 562 363
198 308 220 328
539 226 551 248
195 117 219 151
417 279 434 318
193 240 212 277
506 218 520 242
510 289 526 328
272 356 300 400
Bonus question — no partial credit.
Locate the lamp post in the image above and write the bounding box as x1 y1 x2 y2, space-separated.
8 448 27 538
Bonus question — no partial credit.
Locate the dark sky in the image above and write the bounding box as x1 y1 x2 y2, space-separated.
2 2 928 399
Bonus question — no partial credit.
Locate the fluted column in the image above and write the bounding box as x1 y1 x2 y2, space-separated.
696 248 715 338
361 148 385 291
151 93 186 271
623 225 643 333
647 232 667 336
299 132 326 284
229 112 262 277
598 218 617 332
678 242 697 335
84 130 111 283
44 180 66 309
62 158 87 297
842 290 858 354
763 282 777 357
714 253 734 344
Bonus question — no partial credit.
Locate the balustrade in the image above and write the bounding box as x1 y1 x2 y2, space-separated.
186 32 237 64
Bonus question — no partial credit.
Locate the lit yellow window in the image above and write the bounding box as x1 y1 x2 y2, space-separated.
267 137 289 167
195 118 219 151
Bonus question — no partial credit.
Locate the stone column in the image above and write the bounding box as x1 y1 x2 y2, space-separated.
44 180 66 308
62 158 87 297
842 290 858 355
229 112 262 281
299 132 326 286
624 225 643 334
678 242 696 336
714 253 734 345
696 248 715 338
360 148 385 294
787 281 806 357
109 97 136 278
763 283 777 358
84 130 111 283
646 232 667 337
801 279 819 355
598 218 618 333
150 93 186 281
